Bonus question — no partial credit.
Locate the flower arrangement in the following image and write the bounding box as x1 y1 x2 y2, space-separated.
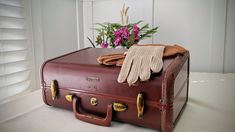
93 5 158 49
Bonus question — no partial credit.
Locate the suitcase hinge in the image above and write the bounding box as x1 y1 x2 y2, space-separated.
158 99 169 112
41 81 46 89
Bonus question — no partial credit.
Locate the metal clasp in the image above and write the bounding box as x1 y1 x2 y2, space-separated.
113 103 127 112
50 80 58 100
90 97 98 106
137 93 144 119
65 94 74 102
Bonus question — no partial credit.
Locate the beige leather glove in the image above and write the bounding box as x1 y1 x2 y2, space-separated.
117 45 165 86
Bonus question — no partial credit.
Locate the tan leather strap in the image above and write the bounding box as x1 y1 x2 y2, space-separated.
72 96 113 126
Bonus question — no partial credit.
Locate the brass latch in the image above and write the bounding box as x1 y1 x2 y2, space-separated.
137 93 144 119
113 103 127 112
65 94 74 102
50 80 58 100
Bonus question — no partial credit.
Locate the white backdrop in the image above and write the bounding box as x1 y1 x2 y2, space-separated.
31 0 235 89
78 0 235 73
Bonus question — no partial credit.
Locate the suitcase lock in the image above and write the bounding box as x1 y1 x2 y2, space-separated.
50 80 58 100
137 93 144 119
90 97 98 106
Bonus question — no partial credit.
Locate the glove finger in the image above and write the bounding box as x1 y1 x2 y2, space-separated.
103 55 125 66
150 46 164 73
117 55 134 83
150 57 163 73
97 53 125 63
174 44 187 54
127 56 141 86
117 46 139 83
139 57 151 81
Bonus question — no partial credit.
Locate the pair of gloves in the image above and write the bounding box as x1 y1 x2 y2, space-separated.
97 44 187 85
118 45 165 85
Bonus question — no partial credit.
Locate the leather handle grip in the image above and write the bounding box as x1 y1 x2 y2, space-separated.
72 96 113 126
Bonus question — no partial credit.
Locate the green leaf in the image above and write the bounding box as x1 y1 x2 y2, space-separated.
95 23 108 28
94 28 102 33
139 24 149 31
134 20 143 25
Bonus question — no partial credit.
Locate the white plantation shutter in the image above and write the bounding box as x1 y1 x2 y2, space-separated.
0 0 32 100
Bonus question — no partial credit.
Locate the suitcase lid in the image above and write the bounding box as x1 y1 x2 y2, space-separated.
41 47 186 102
51 48 126 66
43 47 174 72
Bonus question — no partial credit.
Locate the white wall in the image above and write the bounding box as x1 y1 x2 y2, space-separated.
33 0 78 60
224 0 235 73
31 0 78 89
154 0 226 73
80 0 235 73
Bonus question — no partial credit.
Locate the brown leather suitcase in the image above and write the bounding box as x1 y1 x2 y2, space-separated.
41 47 189 132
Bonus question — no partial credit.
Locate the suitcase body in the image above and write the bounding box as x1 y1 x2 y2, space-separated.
41 47 189 132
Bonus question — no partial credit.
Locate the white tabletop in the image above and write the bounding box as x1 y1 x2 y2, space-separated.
0 72 235 132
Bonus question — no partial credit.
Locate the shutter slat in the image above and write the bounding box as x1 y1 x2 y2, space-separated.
0 40 27 52
0 50 28 64
0 70 30 88
0 4 24 18
0 0 23 8
0 60 28 76
0 16 25 29
0 15 24 19
0 29 26 40
0 80 30 100
0 27 25 30
0 3 23 8
0 39 27 41
0 49 27 53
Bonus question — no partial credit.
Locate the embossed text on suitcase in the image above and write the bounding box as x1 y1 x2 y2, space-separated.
41 47 190 132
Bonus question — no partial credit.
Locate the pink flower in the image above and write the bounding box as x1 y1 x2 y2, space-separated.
133 24 140 41
114 37 121 46
133 24 140 35
114 26 130 39
121 27 130 39
114 29 122 37
134 35 140 41
101 42 108 48
113 26 131 47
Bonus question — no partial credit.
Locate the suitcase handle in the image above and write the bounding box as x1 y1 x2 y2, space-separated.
72 96 113 126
